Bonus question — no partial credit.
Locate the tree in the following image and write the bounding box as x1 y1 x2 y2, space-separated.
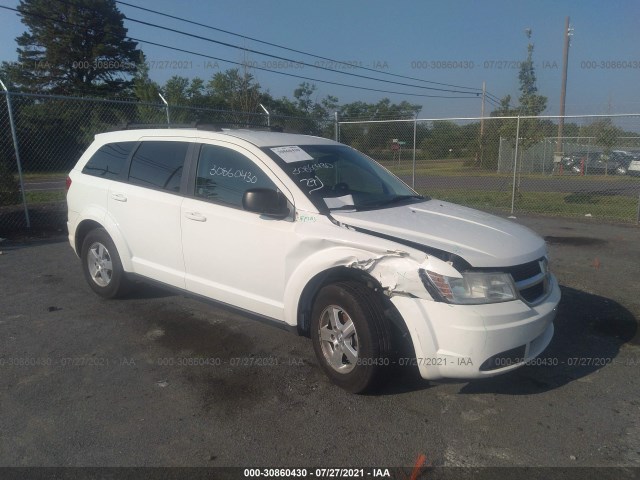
338 99 421 157
207 68 262 114
293 82 316 114
10 0 141 96
486 30 549 172
132 53 164 123
517 29 547 117
133 53 159 103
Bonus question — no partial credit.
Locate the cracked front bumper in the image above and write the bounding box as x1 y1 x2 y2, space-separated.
391 274 561 380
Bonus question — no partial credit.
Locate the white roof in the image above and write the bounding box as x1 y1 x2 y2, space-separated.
95 128 340 148
220 129 339 147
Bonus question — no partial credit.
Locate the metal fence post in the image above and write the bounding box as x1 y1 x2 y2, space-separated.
510 116 521 215
0 80 30 228
412 114 417 189
636 192 640 225
334 111 339 142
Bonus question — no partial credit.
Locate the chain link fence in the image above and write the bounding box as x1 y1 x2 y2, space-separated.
2 93 639 235
0 91 334 235
338 114 640 224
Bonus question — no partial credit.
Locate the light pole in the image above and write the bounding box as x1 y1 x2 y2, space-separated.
259 103 270 127
158 92 170 127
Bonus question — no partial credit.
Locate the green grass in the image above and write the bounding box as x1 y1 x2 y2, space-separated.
23 172 68 180
24 190 66 204
12 168 640 222
421 188 639 222
379 158 640 182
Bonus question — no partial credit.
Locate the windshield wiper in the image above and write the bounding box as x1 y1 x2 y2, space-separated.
328 204 357 211
359 194 425 210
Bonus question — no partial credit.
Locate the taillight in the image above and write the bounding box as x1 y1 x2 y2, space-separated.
65 176 72 191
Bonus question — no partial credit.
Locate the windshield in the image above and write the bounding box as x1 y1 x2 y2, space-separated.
262 144 424 212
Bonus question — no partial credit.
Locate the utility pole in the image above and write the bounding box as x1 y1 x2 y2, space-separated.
555 16 571 172
480 81 486 137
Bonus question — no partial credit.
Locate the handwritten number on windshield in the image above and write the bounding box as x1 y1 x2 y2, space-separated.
299 176 324 193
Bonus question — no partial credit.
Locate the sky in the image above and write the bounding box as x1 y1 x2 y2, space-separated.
0 0 639 119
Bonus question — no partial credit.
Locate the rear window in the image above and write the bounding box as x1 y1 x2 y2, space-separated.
128 141 189 192
82 142 136 180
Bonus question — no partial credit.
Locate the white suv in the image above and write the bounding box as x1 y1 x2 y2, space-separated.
67 128 560 393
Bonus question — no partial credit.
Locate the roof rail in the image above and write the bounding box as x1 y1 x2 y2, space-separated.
109 122 199 131
193 121 284 132
107 122 285 133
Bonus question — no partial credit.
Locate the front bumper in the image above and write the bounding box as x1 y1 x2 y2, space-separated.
391 274 561 380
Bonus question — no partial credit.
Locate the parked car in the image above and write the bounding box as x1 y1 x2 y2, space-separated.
627 151 640 176
66 127 560 393
564 150 630 175
561 151 601 171
608 151 634 175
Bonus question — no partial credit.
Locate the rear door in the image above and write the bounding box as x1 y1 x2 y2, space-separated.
108 139 193 288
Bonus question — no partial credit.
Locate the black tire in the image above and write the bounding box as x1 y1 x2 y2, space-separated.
81 228 130 299
311 281 392 393
615 166 627 175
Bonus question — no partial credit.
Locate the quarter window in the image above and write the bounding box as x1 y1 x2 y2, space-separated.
195 144 278 208
82 142 136 180
128 141 188 192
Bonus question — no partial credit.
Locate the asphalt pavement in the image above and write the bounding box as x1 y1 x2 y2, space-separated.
0 215 639 468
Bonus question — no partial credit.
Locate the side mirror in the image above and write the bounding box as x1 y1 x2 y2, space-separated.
242 188 290 218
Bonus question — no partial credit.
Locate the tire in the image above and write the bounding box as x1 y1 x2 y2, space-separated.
81 228 130 299
311 282 392 393
615 166 627 175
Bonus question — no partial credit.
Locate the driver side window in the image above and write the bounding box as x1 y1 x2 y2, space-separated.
195 144 278 209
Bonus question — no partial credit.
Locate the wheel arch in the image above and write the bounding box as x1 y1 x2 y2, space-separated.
74 215 133 272
75 219 103 256
293 266 413 356
295 266 383 336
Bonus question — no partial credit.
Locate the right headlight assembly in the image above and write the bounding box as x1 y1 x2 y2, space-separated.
420 269 518 305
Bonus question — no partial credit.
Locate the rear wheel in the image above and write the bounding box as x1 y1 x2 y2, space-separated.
311 282 392 393
615 165 627 175
81 228 130 299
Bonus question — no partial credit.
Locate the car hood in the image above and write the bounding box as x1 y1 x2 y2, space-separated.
331 199 547 268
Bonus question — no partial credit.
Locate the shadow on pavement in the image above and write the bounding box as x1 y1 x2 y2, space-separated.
458 285 638 395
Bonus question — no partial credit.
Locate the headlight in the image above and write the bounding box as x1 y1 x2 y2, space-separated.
421 269 518 305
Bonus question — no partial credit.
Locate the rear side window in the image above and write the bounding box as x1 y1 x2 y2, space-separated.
128 141 189 192
82 142 136 180
195 144 277 208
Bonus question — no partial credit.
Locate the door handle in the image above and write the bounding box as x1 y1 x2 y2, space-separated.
110 193 127 202
185 212 207 222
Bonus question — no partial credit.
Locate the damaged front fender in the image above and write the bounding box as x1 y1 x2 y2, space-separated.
283 221 463 327
348 250 462 299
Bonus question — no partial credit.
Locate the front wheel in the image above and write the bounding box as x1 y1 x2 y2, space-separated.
81 228 130 299
311 282 392 393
